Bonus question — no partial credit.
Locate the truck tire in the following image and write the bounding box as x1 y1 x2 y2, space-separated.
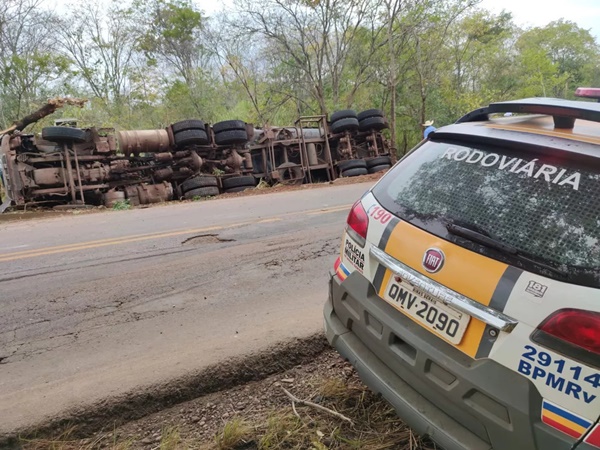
41 127 87 143
181 176 218 193
184 186 220 199
358 116 388 131
357 109 384 121
330 117 359 134
341 167 368 177
330 109 357 123
222 175 256 189
214 129 248 146
366 156 391 168
212 120 246 134
337 159 367 171
172 119 206 134
174 129 209 147
368 164 391 174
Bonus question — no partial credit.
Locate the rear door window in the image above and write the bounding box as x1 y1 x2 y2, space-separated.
372 141 600 287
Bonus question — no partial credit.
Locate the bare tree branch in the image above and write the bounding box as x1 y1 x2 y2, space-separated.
282 387 353 425
0 97 88 135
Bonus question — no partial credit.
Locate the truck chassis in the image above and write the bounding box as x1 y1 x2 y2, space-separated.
0 109 393 210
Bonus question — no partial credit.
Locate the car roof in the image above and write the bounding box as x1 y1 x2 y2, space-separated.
431 98 600 161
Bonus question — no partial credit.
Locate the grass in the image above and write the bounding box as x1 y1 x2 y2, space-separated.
111 200 131 210
213 375 437 450
160 426 202 450
255 179 270 190
205 376 438 450
20 377 437 450
159 427 182 450
215 419 252 450
19 426 134 450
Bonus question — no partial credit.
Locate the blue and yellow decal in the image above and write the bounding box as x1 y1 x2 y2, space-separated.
333 256 350 281
541 400 592 439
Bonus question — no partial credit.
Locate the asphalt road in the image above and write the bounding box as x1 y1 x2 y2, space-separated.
0 182 373 438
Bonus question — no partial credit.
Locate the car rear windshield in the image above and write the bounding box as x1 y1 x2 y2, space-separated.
372 140 600 287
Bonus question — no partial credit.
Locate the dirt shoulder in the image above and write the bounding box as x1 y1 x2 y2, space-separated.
20 343 436 450
5 335 328 448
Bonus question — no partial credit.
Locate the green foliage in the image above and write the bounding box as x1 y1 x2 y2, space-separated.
2 0 600 153
0 5 72 128
160 1 202 41
515 20 600 98
112 200 132 210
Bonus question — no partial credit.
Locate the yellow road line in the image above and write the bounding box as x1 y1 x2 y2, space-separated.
0 219 269 258
307 205 351 215
0 204 351 262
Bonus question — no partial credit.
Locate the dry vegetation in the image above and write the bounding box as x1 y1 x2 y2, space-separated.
19 350 438 450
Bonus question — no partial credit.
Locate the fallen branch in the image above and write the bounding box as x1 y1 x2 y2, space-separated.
0 97 88 135
291 400 301 419
282 387 353 425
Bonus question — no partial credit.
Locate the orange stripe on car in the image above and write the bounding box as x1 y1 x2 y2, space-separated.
378 220 508 358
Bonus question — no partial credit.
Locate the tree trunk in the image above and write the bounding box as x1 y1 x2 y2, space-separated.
0 97 88 135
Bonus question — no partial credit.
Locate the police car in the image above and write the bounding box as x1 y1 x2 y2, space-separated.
324 93 600 450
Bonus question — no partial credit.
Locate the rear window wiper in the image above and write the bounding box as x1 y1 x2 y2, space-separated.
447 223 517 254
446 223 569 278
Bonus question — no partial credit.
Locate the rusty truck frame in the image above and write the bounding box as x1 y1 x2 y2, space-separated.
0 108 393 210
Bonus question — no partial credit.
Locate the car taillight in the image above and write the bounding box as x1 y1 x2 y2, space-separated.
532 309 600 369
346 200 368 246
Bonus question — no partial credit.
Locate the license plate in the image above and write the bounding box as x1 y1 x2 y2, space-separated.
382 277 470 345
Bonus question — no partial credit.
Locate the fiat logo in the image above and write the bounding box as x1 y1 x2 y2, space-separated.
423 248 445 273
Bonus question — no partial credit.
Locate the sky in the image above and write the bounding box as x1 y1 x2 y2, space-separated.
39 0 600 41
479 0 600 39
199 0 600 40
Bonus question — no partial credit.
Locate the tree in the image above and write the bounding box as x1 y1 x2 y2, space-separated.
0 0 70 127
233 0 379 116
515 20 600 98
406 0 480 128
441 9 517 117
131 0 213 117
378 0 421 151
376 0 479 153
57 1 137 104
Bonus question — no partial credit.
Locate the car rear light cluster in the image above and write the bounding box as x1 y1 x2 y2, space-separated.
346 200 368 246
532 309 600 368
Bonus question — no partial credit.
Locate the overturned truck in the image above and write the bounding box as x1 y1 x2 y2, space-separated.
0 108 393 210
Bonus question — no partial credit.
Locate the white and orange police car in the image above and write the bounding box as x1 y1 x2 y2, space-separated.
324 93 600 450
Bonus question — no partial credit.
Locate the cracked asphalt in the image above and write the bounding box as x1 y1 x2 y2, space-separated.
0 182 373 440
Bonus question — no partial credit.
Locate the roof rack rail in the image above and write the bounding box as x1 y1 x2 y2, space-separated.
456 97 600 129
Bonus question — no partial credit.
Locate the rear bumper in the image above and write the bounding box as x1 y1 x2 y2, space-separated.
324 297 491 450
324 270 580 450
